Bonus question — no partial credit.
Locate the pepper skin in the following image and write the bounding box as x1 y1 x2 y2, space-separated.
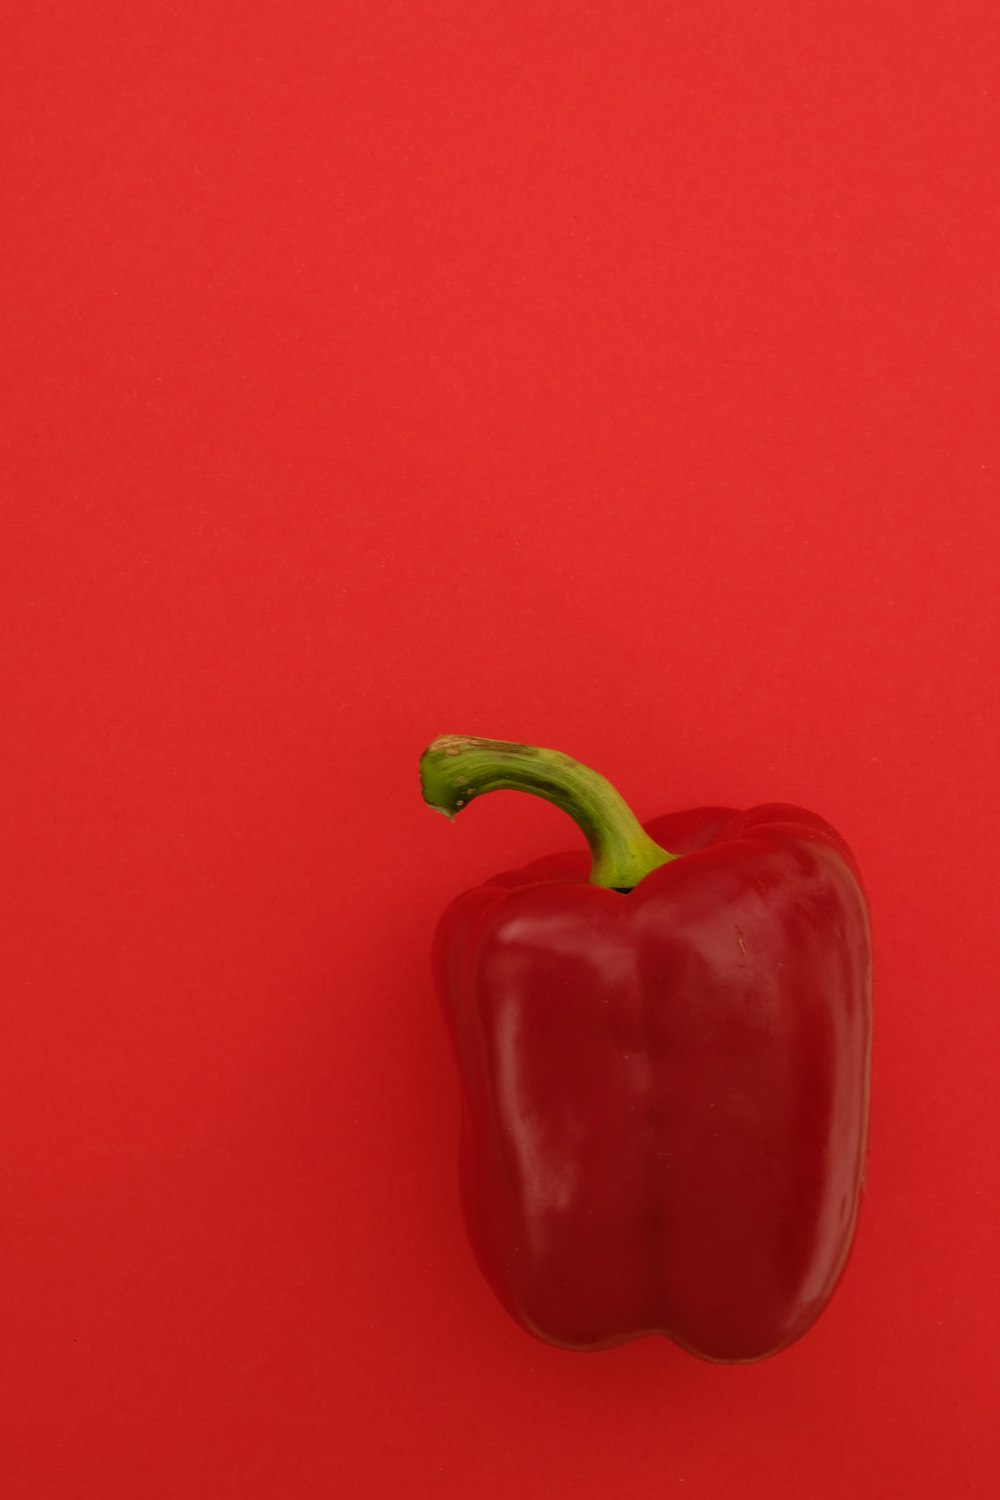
422 737 872 1363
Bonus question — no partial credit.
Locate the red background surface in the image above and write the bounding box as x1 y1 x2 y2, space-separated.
3 3 999 1496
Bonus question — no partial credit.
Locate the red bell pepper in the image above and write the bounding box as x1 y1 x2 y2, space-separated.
421 736 872 1363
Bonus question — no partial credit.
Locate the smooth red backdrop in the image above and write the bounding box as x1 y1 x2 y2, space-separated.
3 3 999 1496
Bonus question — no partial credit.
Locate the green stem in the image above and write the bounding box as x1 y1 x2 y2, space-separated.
419 735 676 891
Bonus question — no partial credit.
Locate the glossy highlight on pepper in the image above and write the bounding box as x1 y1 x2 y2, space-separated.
421 736 872 1363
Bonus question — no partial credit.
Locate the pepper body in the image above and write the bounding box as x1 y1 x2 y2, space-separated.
433 801 871 1362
